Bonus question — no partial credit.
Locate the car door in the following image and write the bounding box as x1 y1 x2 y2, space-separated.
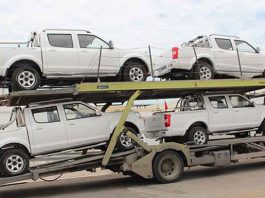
228 95 261 129
42 33 80 76
212 37 239 75
62 102 110 148
234 40 264 78
206 96 235 132
29 105 68 155
77 34 120 77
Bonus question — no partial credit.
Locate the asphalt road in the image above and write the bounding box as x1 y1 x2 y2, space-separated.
1 160 265 198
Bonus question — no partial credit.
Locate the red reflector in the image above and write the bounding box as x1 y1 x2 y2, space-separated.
164 114 171 128
172 47 179 59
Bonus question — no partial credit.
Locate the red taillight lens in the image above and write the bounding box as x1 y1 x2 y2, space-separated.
172 47 179 59
164 114 171 128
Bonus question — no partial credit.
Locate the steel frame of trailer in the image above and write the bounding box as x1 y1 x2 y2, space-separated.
0 79 265 185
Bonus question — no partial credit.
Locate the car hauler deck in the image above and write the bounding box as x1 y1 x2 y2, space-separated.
0 79 265 186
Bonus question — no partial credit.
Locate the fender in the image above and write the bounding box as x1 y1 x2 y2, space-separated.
189 54 215 70
119 52 151 74
4 54 43 74
0 138 31 154
108 112 145 135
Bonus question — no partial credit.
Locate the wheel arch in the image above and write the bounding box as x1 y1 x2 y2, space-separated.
152 149 188 167
187 121 208 133
121 57 149 74
191 57 215 73
0 143 30 156
6 59 42 79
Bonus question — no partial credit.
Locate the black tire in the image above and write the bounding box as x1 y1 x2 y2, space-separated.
153 150 184 183
0 149 29 177
11 66 41 91
193 60 214 80
116 126 138 151
234 132 249 138
187 126 208 145
123 62 148 82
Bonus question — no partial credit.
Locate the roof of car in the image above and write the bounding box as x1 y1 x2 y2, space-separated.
42 29 91 34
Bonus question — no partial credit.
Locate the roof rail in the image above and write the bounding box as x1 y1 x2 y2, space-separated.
43 29 90 33
210 34 240 39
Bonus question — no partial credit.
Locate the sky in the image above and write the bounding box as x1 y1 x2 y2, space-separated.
1 0 265 50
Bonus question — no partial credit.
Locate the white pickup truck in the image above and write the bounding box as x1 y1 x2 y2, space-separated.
0 29 152 91
0 101 144 176
155 34 265 80
145 94 265 145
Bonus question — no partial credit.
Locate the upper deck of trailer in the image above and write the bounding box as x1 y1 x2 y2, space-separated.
0 79 264 106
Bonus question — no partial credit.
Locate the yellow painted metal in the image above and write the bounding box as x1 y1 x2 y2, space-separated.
102 90 141 166
77 79 265 92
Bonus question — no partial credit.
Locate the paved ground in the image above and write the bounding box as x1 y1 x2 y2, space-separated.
1 160 265 198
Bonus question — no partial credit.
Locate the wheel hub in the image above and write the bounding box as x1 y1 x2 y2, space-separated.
17 71 36 88
6 155 24 173
199 66 212 80
120 132 133 148
129 67 144 81
194 131 206 145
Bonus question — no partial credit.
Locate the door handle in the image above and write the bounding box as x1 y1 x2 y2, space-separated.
213 112 219 114
69 123 75 126
80 50 88 53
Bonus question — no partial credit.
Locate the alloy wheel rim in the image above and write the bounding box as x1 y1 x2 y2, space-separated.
6 155 25 173
129 67 144 81
194 131 206 145
17 71 36 88
199 66 212 80
119 132 133 148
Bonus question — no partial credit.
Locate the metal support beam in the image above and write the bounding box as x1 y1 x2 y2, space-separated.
102 90 141 166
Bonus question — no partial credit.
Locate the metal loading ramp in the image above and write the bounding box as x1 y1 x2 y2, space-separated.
1 79 265 106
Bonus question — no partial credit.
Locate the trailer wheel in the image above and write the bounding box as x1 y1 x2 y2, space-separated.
153 150 184 183
187 126 208 145
0 149 29 177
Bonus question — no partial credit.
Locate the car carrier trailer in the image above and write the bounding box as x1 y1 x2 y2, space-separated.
0 79 265 186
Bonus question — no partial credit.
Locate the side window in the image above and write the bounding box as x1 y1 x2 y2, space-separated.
47 34 73 48
208 96 228 109
63 103 97 120
235 40 256 53
215 38 233 50
32 106 60 123
78 35 109 48
229 95 253 108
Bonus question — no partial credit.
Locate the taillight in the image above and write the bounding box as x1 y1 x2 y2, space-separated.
164 114 171 128
172 47 179 59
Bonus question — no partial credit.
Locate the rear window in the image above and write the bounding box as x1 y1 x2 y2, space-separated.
47 34 73 48
215 38 233 50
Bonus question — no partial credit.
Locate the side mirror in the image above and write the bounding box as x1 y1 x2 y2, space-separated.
251 101 256 107
109 40 114 49
96 110 102 116
256 47 261 53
